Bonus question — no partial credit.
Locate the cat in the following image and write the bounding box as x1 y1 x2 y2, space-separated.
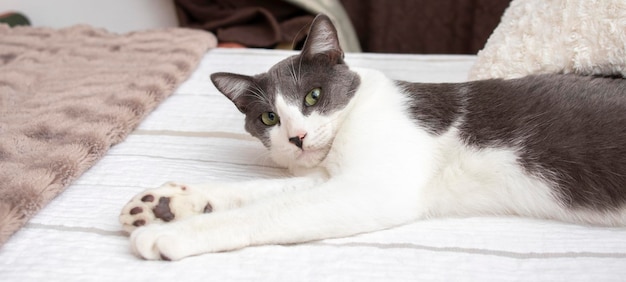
119 14 626 261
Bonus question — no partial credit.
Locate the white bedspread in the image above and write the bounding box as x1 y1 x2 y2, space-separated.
1 49 625 281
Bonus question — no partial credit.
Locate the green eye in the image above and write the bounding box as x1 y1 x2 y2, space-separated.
261 111 279 126
305 88 321 106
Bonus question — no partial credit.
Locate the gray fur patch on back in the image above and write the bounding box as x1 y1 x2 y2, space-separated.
397 81 465 135
403 74 626 211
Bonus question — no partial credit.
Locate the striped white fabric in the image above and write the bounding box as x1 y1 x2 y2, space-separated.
2 49 625 281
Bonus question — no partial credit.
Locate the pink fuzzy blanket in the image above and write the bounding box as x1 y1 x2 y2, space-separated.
0 24 216 245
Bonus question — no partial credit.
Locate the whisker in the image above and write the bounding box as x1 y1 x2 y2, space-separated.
242 82 273 109
297 49 305 83
345 89 358 96
290 59 299 85
290 22 311 50
251 83 269 101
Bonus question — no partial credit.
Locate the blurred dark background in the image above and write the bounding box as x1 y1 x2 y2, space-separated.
340 0 511 54
174 0 511 54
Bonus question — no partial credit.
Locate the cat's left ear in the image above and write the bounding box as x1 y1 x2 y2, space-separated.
301 14 344 63
211 72 255 113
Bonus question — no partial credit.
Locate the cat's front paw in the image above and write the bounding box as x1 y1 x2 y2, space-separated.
119 182 213 233
130 214 250 261
130 224 192 261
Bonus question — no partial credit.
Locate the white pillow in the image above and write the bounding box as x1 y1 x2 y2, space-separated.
468 0 626 80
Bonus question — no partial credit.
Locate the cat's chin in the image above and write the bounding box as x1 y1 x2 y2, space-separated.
297 147 326 161
271 147 330 170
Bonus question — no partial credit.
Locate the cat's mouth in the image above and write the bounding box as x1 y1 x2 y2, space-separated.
293 135 336 167
295 146 329 165
297 148 322 159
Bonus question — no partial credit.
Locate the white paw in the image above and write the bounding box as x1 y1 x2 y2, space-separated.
130 214 251 261
119 182 213 233
130 224 194 261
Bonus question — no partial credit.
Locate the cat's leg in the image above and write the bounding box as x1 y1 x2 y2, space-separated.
119 176 325 234
130 178 421 260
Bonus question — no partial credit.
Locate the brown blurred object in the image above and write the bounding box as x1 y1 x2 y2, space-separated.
174 0 314 49
217 42 247 48
0 12 31 27
340 0 511 54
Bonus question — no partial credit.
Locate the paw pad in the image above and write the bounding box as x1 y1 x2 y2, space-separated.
153 197 175 222
120 182 214 234
141 195 155 202
133 219 146 227
204 203 213 213
130 207 143 215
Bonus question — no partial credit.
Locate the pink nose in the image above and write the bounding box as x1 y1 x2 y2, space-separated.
288 133 306 149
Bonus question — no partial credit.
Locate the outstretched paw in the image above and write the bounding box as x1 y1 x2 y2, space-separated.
119 182 213 233
130 213 249 260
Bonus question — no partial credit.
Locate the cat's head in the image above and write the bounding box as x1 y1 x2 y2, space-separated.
211 14 360 170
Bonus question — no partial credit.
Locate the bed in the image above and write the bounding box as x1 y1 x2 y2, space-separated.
1 47 626 281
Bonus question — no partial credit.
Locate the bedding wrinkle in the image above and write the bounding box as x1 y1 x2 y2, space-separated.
314 242 626 260
132 129 257 141
106 153 284 170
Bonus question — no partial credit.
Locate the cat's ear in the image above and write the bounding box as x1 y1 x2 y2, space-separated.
301 14 344 63
210 72 255 113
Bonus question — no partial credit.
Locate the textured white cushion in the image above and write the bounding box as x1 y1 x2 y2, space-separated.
469 0 626 80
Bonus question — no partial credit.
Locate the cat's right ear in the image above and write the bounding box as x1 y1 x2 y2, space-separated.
211 72 254 113
301 14 343 63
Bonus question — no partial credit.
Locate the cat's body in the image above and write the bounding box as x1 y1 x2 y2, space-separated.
400 73 626 224
120 15 626 260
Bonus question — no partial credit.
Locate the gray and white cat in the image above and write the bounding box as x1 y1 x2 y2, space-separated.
120 14 626 261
